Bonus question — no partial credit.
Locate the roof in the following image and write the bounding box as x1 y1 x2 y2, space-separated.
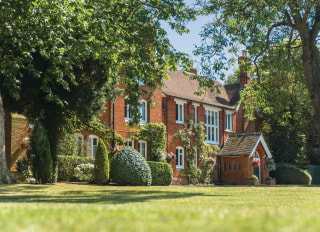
218 133 272 158
162 70 240 110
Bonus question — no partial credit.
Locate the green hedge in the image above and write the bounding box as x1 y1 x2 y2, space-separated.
147 161 172 186
57 155 95 182
271 163 312 185
110 147 152 186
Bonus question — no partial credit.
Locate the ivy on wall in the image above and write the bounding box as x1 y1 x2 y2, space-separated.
175 119 219 184
131 123 166 161
58 117 124 157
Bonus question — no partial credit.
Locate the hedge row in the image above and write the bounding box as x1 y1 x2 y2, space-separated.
271 163 312 185
57 155 95 182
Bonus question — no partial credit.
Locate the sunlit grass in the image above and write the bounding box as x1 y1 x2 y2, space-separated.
0 184 319 232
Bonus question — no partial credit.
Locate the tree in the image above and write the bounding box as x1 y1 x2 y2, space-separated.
31 123 53 184
239 44 315 164
196 0 320 151
0 0 195 183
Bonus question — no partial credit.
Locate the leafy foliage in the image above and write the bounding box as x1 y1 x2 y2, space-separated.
270 163 312 185
0 0 195 182
74 163 94 183
131 123 166 161
94 140 109 185
147 161 173 186
57 155 95 182
239 44 317 165
110 147 152 186
196 0 320 162
175 119 218 184
31 123 53 184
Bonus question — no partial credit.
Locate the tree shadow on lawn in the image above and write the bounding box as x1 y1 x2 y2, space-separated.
0 185 229 204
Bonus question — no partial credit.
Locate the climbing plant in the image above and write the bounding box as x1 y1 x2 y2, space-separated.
175 119 218 184
131 123 166 161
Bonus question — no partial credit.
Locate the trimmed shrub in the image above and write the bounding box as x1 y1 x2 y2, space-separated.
110 147 152 186
94 140 109 184
74 163 94 182
57 155 95 181
271 163 312 185
147 161 172 186
31 123 53 184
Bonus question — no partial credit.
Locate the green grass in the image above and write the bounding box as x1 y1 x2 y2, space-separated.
0 184 320 232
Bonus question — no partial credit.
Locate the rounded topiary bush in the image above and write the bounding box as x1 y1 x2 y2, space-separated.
110 147 152 186
147 161 172 186
271 163 312 185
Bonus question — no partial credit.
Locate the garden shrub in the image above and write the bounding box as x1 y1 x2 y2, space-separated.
152 150 166 162
94 140 109 184
31 123 53 184
271 163 312 185
74 163 94 182
57 155 95 181
147 161 172 186
15 155 33 182
110 147 152 186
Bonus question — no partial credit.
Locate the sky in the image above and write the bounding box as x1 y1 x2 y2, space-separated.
161 4 238 81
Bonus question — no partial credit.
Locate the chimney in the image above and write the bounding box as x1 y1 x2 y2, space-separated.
238 50 251 89
188 67 197 75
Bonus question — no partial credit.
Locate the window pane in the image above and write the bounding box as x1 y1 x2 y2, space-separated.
176 105 178 121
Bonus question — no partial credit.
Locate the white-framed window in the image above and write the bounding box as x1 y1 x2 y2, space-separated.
176 146 184 169
205 106 219 144
175 98 186 124
125 139 134 148
192 103 199 124
74 133 84 157
125 98 133 121
138 140 147 160
88 135 99 158
139 100 147 124
125 98 147 124
225 111 233 131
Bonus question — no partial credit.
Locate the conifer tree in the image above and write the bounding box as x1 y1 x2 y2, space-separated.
94 140 109 185
32 123 53 184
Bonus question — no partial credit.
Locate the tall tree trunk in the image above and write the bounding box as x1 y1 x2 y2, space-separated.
302 41 320 156
0 91 20 184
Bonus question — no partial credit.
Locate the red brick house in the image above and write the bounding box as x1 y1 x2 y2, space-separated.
5 52 273 185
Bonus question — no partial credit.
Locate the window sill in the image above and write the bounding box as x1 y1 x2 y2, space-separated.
176 166 184 169
176 121 185 125
205 141 219 145
225 129 233 132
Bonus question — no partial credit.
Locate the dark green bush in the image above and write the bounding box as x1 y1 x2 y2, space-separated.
110 147 152 186
271 163 312 185
31 123 53 184
147 161 172 186
94 140 109 184
57 155 94 182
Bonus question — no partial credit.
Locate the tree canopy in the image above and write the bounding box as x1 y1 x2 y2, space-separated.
196 0 320 156
0 0 196 183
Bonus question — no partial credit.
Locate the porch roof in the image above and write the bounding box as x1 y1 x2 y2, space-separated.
218 133 272 158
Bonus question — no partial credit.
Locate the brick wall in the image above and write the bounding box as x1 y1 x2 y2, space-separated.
220 142 270 185
5 113 30 170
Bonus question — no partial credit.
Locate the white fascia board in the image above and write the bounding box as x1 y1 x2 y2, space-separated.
250 135 272 158
203 104 221 112
174 98 187 105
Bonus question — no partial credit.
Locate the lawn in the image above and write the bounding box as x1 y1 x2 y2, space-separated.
0 184 319 232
